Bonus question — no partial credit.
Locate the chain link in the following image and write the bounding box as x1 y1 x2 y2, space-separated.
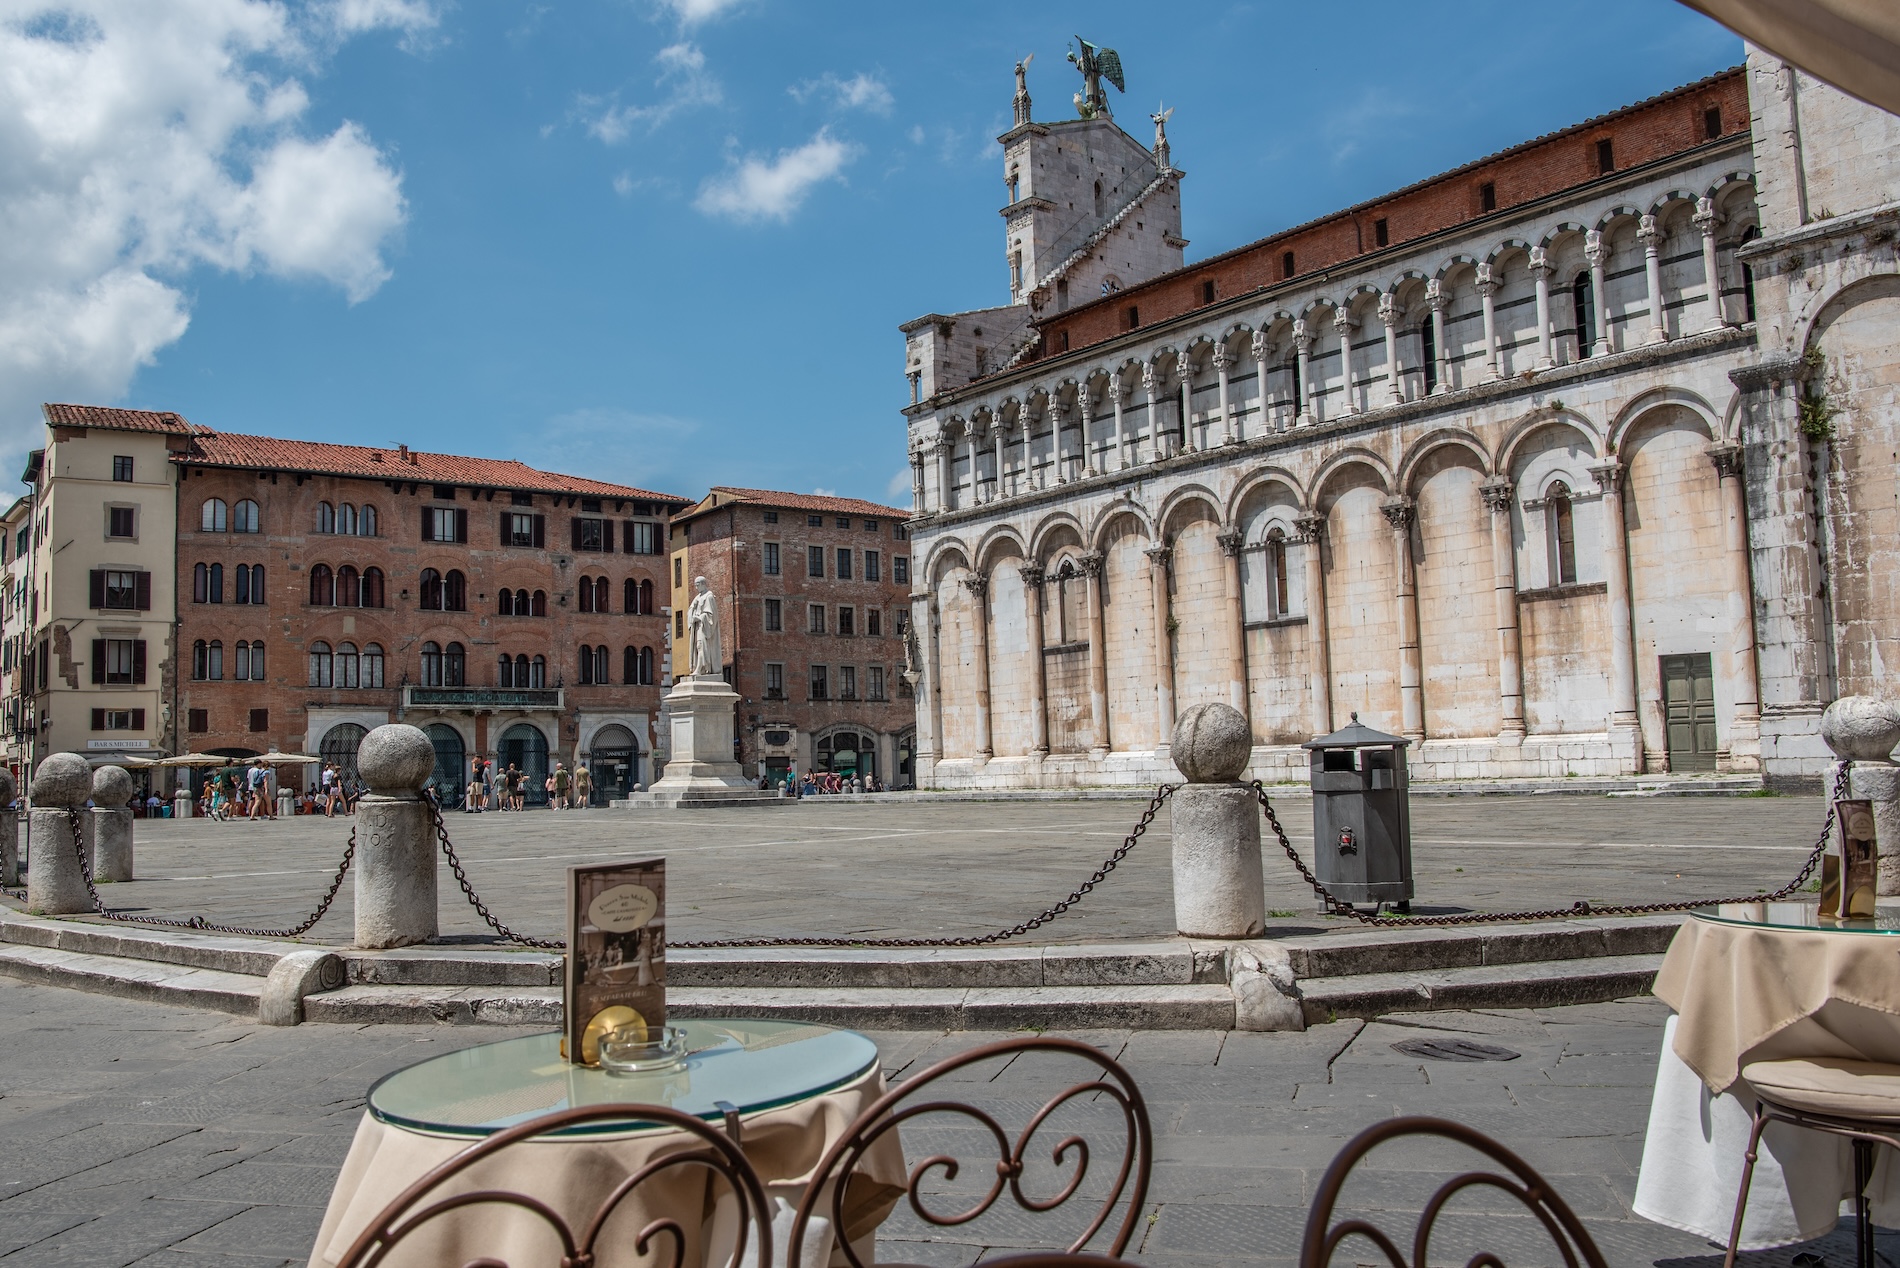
429 801 565 949
1255 765 1853 926
60 806 355 938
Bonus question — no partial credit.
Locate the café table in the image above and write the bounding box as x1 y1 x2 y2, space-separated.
1634 903 1900 1250
307 1017 907 1268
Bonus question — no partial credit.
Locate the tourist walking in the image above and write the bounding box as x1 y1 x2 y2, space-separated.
573 763 591 809
552 762 570 809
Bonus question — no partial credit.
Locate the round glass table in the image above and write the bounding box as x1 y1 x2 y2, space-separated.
1692 902 1900 934
367 1017 881 1138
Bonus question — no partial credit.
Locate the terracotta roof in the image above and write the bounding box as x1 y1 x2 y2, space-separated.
176 430 688 503
682 486 910 521
43 403 197 435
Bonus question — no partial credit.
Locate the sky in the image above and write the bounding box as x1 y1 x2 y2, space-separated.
0 0 1744 507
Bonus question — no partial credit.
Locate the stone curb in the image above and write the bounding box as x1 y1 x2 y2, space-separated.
810 774 1763 803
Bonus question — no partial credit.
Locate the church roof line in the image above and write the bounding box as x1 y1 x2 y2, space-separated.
1028 163 1184 300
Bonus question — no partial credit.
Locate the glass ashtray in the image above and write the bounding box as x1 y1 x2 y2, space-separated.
598 1025 688 1075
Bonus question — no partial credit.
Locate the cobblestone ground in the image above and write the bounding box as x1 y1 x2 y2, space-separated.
43 791 1831 944
0 980 1889 1268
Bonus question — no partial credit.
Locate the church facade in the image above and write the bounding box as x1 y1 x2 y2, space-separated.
899 49 1900 790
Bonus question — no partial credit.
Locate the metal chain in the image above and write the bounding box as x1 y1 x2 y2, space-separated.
428 784 1178 950
1256 764 1853 926
60 807 356 938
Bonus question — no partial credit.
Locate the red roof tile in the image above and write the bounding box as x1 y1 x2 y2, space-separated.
688 486 910 521
43 403 197 435
175 431 687 503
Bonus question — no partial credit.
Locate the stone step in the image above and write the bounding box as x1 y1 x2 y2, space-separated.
1273 914 1681 979
0 942 263 1015
667 941 1220 989
1295 952 1666 1025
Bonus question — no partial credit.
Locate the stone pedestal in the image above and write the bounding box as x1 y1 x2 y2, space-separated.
26 753 93 915
1820 697 1900 896
616 676 784 809
173 789 193 819
92 767 134 883
277 789 294 819
1167 704 1267 939
0 810 16 886
78 808 96 875
353 724 439 949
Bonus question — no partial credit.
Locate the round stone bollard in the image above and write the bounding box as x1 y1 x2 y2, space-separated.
0 768 16 886
1167 703 1266 938
1821 696 1900 896
172 787 193 819
354 724 440 949
92 765 135 883
26 753 94 915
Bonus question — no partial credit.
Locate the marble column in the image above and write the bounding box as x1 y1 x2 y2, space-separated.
965 572 993 760
1051 399 1070 485
1427 281 1449 394
1530 246 1555 369
933 437 951 512
1078 386 1097 477
1109 378 1128 470
1383 497 1425 742
991 422 1007 501
1176 350 1196 453
1585 230 1613 357
1217 528 1250 718
1378 293 1404 402
962 428 979 505
1476 264 1501 381
1481 476 1526 742
1082 552 1110 757
910 450 925 511
1333 308 1357 416
1249 331 1272 436
1711 444 1762 768
1293 321 1314 426
1019 406 1035 490
1142 364 1164 462
912 591 939 767
1639 214 1668 345
1296 514 1332 736
1147 544 1176 751
1591 459 1642 770
1695 197 1725 332
1022 563 1050 756
1213 344 1235 443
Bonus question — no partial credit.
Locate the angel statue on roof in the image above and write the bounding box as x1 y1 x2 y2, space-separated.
1066 38 1124 119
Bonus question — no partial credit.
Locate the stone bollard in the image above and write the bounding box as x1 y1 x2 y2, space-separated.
26 753 94 915
353 724 440 949
92 766 135 883
1167 703 1267 938
276 788 294 819
0 768 16 886
172 788 192 819
1820 697 1900 896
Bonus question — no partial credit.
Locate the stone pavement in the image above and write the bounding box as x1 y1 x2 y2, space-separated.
56 792 1831 946
0 977 1888 1267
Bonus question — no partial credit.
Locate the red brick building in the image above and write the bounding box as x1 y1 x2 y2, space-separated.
174 432 687 804
669 488 916 786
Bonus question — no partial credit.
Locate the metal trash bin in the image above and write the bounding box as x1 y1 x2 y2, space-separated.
1302 713 1413 911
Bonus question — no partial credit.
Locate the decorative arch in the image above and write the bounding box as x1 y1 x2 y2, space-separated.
924 538 974 583
973 524 1029 571
1608 386 1720 452
1309 448 1394 508
1397 429 1492 495
1226 465 1309 523
1220 320 1256 343
1791 270 1900 363
1157 484 1224 537
1648 188 1701 218
1299 296 1338 321
1706 170 1758 204
1485 238 1533 269
1028 510 1088 562
1435 254 1481 285
1088 499 1157 552
1596 204 1643 233
1496 409 1605 476
1540 221 1589 249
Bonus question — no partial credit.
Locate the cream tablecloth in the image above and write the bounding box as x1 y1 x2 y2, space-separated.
307 1063 904 1268
1635 914 1900 1248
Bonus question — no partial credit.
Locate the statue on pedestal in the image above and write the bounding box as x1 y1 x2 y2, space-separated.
686 576 721 679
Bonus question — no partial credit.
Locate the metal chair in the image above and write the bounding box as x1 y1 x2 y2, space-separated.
335 1103 773 1268
787 1036 1153 1268
1300 1115 1608 1268
1724 1057 1900 1268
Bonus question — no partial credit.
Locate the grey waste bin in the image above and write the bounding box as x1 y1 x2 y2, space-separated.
1302 713 1413 911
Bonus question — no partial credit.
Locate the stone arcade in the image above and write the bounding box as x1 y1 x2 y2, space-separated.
900 49 1900 791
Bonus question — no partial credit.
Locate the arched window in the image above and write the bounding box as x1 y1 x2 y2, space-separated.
420 641 443 686
623 645 638 684
515 588 530 614
515 653 530 685
498 653 514 687
309 564 334 606
444 570 466 612
419 569 442 610
233 500 259 533
579 644 595 685
309 640 333 687
1419 318 1437 392
531 590 548 617
362 567 385 608
235 640 250 680
336 641 359 689
1572 272 1596 357
362 643 385 688
1739 224 1760 324
623 578 637 614
640 646 654 684
640 578 654 614
596 577 611 612
192 639 208 680
320 723 368 787
236 640 265 681
1547 482 1578 586
201 499 227 532
339 503 357 535
595 645 610 683
1093 178 1103 215
580 577 598 614
1267 528 1290 618
234 562 248 604
246 564 266 604
531 655 546 688
193 562 210 604
499 590 516 616
445 641 466 686
360 505 378 536
207 640 223 681
336 565 360 607
317 502 336 533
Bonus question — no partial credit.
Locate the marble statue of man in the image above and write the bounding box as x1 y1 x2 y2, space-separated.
686 576 721 678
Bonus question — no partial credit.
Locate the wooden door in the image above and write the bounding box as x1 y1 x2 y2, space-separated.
1661 653 1718 772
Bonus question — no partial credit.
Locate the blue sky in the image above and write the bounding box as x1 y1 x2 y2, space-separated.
0 0 1743 505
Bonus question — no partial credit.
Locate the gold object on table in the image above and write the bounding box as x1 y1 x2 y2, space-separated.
1820 799 1878 919
579 1005 648 1066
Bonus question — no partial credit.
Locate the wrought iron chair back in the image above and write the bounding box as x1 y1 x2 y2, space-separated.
787 1036 1153 1268
1300 1115 1608 1268
334 1103 773 1268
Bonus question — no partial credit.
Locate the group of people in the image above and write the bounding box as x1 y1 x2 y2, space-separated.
459 759 596 811
197 758 289 821
774 770 886 797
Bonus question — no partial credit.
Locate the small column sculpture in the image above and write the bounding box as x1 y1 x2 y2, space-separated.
172 786 193 819
26 752 93 915
91 765 135 883
1167 703 1265 938
1820 697 1900 896
0 769 17 886
353 723 440 948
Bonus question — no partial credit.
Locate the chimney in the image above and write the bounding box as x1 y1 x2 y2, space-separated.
399 444 411 464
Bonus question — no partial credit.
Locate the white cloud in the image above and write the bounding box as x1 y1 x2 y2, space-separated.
656 0 744 27
323 0 439 37
790 71 893 116
0 0 409 447
694 129 856 223
883 468 911 503
612 171 634 197
578 41 720 142
811 487 837 497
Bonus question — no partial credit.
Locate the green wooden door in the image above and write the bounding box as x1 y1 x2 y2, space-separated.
1661 653 1718 772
